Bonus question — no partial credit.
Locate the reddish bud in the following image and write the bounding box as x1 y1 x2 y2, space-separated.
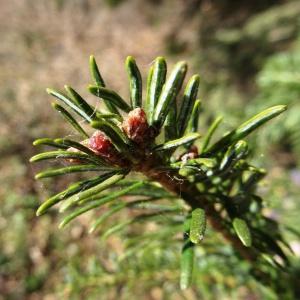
89 131 115 158
122 108 149 144
180 146 199 162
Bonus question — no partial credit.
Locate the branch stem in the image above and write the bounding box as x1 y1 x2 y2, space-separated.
134 153 259 263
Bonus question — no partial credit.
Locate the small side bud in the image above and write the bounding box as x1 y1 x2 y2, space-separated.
88 130 130 166
180 146 199 162
89 131 116 158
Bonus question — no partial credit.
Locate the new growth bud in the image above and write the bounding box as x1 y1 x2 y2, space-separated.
122 108 150 144
88 131 122 164
89 131 114 157
180 146 199 162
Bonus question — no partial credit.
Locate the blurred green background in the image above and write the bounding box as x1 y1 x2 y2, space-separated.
1 0 300 299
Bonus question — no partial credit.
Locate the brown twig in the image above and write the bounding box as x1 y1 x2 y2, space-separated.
134 152 259 263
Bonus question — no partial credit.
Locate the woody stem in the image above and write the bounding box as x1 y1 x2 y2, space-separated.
134 153 259 263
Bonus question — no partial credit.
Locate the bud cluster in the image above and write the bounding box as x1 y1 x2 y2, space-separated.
67 108 153 166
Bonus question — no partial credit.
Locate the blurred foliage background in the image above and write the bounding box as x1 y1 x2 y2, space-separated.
1 0 300 299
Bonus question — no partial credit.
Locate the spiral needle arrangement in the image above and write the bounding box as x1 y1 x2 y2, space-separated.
31 55 295 295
